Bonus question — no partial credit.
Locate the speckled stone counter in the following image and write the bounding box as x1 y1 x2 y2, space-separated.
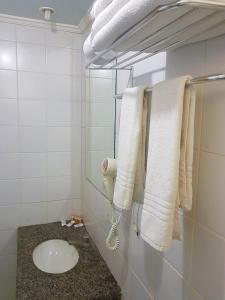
16 222 121 300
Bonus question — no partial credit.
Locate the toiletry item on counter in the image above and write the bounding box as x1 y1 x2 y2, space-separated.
61 215 84 228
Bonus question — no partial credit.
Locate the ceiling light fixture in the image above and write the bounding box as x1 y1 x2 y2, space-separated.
39 6 56 21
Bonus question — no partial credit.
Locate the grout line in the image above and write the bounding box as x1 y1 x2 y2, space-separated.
200 149 225 158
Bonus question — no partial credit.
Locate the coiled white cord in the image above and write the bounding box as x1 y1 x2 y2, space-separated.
105 212 121 251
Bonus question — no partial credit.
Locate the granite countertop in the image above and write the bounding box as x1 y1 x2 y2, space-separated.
16 222 121 300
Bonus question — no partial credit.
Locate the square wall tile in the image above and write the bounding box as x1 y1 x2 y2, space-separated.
192 224 225 300
0 99 17 125
201 83 225 155
19 126 47 152
72 50 81 76
0 229 17 255
0 41 16 69
18 72 46 99
72 34 81 50
123 270 153 300
0 179 21 205
17 43 46 72
19 202 47 226
89 77 113 102
46 46 72 75
47 176 74 201
16 25 46 44
47 101 71 126
21 177 47 203
73 198 81 215
0 154 19 179
47 126 71 152
0 205 20 229
71 102 81 127
89 70 113 79
47 199 73 223
46 74 72 101
166 42 206 78
0 255 17 279
72 76 81 102
47 152 71 176
46 30 74 48
19 100 46 126
0 70 17 98
20 153 47 178
87 127 114 151
164 215 194 280
71 127 81 152
0 126 18 153
0 22 16 41
86 102 114 127
71 153 81 199
197 152 225 238
206 34 225 74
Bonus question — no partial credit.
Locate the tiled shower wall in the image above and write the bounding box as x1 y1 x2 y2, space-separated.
0 20 82 299
82 34 225 300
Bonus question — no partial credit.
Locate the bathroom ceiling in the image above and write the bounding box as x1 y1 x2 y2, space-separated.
0 0 94 25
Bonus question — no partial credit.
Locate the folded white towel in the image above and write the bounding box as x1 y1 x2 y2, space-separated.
141 76 196 252
91 0 175 51
92 0 130 39
91 0 113 19
113 87 147 210
83 34 116 65
84 0 225 65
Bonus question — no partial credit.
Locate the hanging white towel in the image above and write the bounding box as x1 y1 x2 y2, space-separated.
113 87 147 210
141 76 196 252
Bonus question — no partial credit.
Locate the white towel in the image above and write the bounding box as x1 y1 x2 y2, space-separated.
83 34 116 65
113 87 147 210
91 0 177 51
84 0 225 65
141 76 196 252
91 0 113 19
91 0 130 39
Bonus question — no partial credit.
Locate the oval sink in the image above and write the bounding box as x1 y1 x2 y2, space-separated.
32 239 79 274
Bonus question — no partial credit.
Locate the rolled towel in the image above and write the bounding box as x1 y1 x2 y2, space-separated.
83 34 116 66
91 0 113 19
92 0 130 38
91 0 175 51
101 158 117 201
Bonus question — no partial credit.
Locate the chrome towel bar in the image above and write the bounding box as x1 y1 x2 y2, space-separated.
114 73 225 99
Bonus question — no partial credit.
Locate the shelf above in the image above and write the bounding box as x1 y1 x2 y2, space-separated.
85 0 225 70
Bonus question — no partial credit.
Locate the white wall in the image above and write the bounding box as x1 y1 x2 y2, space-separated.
0 19 82 299
82 34 225 300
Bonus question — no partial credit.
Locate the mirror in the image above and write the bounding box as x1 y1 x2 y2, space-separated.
85 69 131 197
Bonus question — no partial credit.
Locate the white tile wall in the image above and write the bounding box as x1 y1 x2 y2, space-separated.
0 41 16 69
82 33 225 300
0 100 17 125
0 20 82 300
17 43 46 72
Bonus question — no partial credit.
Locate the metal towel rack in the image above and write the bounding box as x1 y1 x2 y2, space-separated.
114 73 225 99
86 0 225 70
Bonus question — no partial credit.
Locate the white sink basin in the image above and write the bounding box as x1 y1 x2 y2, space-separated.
32 239 79 274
